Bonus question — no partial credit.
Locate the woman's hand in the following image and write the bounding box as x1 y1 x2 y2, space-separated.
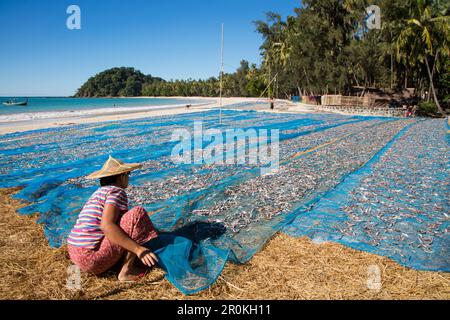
136 246 159 267
101 205 159 268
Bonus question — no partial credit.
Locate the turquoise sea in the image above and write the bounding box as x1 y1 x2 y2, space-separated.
0 97 207 116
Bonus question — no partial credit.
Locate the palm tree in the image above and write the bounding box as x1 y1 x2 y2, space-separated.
396 0 449 115
254 12 290 97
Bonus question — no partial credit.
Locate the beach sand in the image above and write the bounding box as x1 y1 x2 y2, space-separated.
0 97 326 135
1 187 448 300
0 97 266 135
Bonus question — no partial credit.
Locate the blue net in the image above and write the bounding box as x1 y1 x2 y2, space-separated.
284 118 450 272
0 108 446 293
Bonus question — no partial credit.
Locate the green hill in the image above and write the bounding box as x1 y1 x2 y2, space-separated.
75 61 265 98
75 67 164 97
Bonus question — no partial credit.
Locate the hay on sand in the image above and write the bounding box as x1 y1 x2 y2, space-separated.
0 188 449 300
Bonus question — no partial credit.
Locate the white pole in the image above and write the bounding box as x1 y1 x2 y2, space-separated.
219 23 224 125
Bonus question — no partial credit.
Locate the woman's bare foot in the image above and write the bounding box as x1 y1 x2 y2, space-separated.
118 264 148 282
118 251 149 282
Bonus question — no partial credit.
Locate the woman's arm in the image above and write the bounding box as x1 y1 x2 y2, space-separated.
100 204 158 267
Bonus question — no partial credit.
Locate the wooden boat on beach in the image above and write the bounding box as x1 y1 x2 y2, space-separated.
2 98 28 106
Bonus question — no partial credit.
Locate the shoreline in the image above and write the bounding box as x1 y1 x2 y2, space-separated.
0 97 263 135
0 96 412 135
0 102 211 123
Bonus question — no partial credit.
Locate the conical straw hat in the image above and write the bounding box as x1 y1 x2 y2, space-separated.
86 156 142 179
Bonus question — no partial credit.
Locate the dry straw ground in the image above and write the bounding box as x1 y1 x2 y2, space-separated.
1 188 449 300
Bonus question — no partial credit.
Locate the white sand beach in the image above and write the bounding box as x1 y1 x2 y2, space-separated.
0 97 270 135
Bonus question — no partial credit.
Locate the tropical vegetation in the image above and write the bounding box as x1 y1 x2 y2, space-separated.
75 0 449 114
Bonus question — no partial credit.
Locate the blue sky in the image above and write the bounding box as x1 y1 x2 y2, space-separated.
0 0 300 96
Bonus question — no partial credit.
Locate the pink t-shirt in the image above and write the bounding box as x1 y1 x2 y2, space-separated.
68 185 128 249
